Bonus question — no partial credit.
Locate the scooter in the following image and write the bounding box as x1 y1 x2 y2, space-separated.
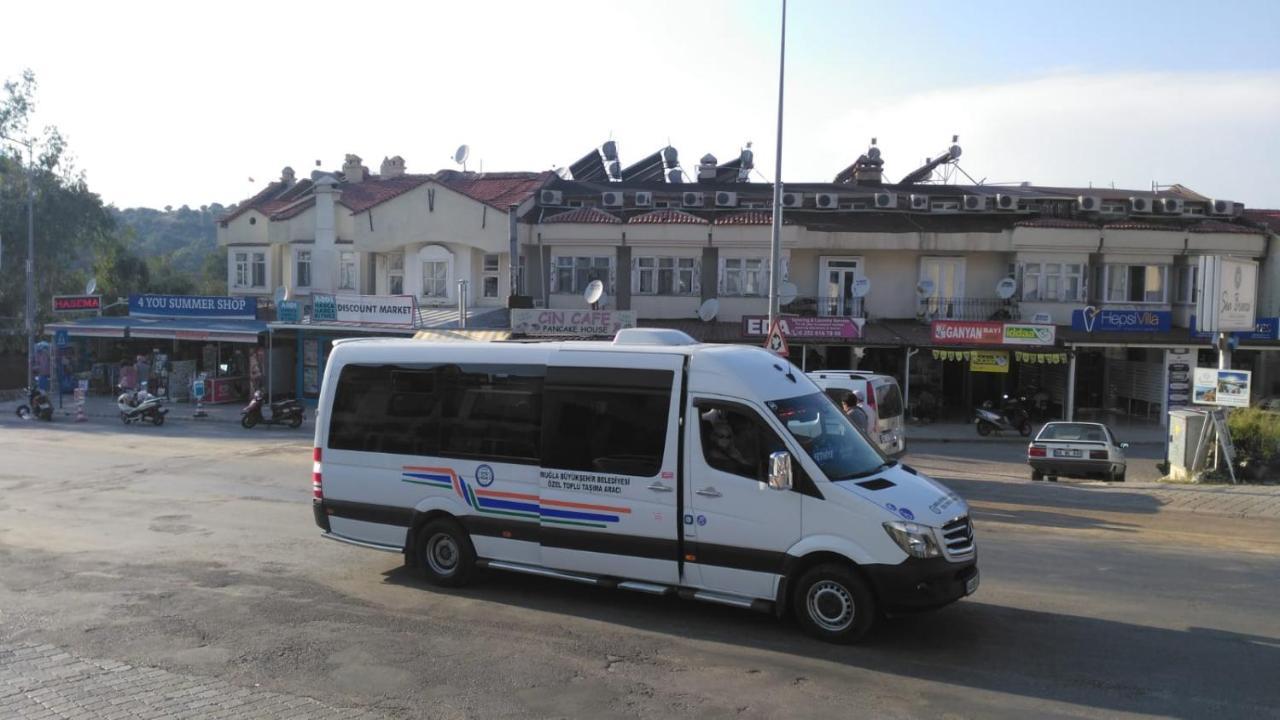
974 395 1032 437
117 385 168 426
241 390 304 429
15 386 54 421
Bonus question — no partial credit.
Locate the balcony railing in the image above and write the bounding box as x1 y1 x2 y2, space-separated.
918 297 1020 322
781 296 865 318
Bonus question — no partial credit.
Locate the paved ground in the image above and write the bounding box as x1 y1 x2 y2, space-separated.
0 415 1278 718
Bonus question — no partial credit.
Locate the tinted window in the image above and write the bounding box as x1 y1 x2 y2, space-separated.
768 392 884 480
875 383 903 418
327 363 543 463
1036 423 1107 442
542 368 673 477
699 405 782 481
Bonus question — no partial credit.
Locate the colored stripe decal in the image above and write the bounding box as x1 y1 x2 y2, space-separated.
476 497 542 514
540 498 631 514
539 507 620 523
475 489 540 502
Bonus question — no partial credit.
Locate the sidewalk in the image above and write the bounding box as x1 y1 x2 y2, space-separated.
0 393 315 428
907 421 1167 446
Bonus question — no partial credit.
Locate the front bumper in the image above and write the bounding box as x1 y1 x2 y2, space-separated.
863 555 978 613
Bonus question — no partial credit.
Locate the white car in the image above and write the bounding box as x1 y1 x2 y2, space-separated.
1027 421 1128 482
806 371 906 456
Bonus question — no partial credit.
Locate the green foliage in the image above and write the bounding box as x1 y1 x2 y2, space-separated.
110 203 226 275
1227 408 1280 467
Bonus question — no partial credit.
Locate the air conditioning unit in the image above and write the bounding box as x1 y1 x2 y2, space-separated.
1077 195 1101 212
873 192 897 209
1159 198 1184 214
1210 199 1236 216
1130 197 1153 214
634 191 654 207
601 191 623 208
540 189 563 205
816 193 840 209
963 195 986 211
715 191 738 207
781 192 804 208
910 194 930 210
682 191 704 208
995 194 1018 210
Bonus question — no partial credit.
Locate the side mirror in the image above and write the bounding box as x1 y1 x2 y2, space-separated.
1120 442 1130 449
768 451 794 491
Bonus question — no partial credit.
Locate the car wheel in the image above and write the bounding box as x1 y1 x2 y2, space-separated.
416 518 476 588
792 563 877 644
1031 469 1043 481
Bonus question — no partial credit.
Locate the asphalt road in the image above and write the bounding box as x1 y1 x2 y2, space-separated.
0 419 1276 719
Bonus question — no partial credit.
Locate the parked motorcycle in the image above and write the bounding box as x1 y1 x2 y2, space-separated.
241 390 304 429
15 386 54 421
974 394 1032 437
117 385 168 426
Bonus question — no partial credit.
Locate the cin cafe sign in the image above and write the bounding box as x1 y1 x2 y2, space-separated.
931 320 1057 346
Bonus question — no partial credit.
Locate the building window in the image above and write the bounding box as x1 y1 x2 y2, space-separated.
296 250 312 288
1022 262 1084 302
483 253 500 298
1174 265 1199 305
423 261 449 298
637 256 696 296
1102 264 1167 304
388 253 404 295
234 252 249 288
338 251 357 290
553 255 610 294
722 257 766 296
252 252 266 287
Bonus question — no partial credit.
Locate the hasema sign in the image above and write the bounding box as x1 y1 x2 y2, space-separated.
931 321 1056 346
511 309 637 337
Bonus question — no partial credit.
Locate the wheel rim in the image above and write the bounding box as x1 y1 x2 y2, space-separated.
806 580 855 632
425 532 459 576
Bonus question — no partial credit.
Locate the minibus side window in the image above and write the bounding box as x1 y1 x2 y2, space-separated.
696 402 818 495
542 368 673 477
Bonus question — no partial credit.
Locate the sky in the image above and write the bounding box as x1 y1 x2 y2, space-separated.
2 0 1278 210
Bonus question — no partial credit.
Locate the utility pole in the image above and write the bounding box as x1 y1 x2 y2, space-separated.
767 0 787 333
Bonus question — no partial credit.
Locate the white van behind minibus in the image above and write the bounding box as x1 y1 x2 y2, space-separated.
807 371 907 456
312 329 976 643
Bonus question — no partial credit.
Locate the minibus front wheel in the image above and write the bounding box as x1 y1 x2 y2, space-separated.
415 518 477 588
793 563 877 644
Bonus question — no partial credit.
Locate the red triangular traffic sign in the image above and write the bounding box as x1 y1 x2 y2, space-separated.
764 319 790 357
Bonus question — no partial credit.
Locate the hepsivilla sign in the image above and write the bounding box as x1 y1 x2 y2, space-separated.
511 309 636 336
313 294 420 326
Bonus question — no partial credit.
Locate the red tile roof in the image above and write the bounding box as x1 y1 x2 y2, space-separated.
433 170 554 210
542 207 622 224
1102 221 1186 232
1014 218 1098 229
1186 219 1264 235
629 209 709 225
270 197 316 221
219 181 287 225
1244 209 1280 233
340 174 433 214
714 211 794 226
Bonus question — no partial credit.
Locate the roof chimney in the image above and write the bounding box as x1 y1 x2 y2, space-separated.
281 166 296 186
380 155 406 179
697 153 718 183
342 154 366 183
852 138 884 185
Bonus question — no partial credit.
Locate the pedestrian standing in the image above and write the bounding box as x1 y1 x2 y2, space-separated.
842 391 870 433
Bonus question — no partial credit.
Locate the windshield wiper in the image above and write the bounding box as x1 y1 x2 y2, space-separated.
837 460 896 481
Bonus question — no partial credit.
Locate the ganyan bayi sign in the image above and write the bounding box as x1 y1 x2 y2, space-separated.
511 309 636 336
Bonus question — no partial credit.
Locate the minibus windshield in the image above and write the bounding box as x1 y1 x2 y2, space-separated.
766 392 888 481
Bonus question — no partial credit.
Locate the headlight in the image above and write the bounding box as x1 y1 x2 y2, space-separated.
883 521 942 559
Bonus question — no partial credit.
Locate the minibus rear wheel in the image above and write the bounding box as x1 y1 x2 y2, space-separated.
793 563 876 644
416 518 476 587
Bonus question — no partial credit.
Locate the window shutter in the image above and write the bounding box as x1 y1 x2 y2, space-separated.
608 257 617 295
691 259 702 295
631 257 640 294
549 256 560 293
717 258 726 295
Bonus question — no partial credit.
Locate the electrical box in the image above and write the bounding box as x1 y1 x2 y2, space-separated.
1167 409 1208 481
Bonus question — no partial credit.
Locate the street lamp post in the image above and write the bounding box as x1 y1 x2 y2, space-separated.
1 134 35 394
767 0 788 334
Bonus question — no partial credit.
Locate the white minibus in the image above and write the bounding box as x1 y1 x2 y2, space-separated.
312 329 976 643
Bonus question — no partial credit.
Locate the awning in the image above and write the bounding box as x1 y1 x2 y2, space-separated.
46 316 269 343
413 329 511 342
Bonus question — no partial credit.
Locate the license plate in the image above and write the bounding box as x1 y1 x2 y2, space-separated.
965 571 979 595
1055 449 1082 458
880 432 894 445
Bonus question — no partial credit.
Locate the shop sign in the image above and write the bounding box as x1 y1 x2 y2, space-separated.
511 309 637 337
970 350 1010 374
53 294 102 312
1002 323 1056 346
1071 307 1171 333
277 301 301 323
129 294 256 319
1166 348 1194 415
742 315 864 339
1193 367 1251 408
1196 256 1258 333
931 320 1004 345
1190 316 1278 342
312 294 419 326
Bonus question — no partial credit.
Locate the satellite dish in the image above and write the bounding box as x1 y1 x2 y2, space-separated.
85 277 97 295
916 279 935 298
996 277 1018 300
779 282 798 306
851 276 871 298
697 298 720 322
584 280 605 306
273 286 288 305
454 144 470 170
